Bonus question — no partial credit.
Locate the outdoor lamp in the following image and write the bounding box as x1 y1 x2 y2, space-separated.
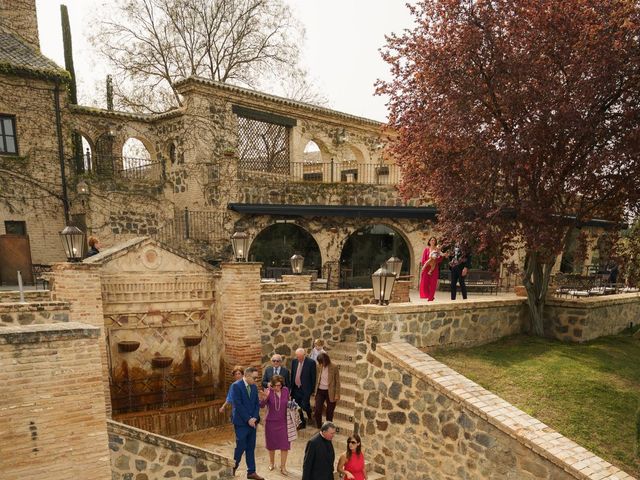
59 225 86 262
230 231 250 262
385 256 403 277
77 179 89 196
290 253 305 274
371 266 396 305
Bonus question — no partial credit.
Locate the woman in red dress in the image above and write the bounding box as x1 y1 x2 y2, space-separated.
419 236 442 301
337 434 366 480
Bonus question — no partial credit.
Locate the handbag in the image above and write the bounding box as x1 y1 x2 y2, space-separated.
287 399 301 442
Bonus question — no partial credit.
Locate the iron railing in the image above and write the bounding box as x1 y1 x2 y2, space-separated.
153 208 227 248
239 160 401 185
79 154 164 183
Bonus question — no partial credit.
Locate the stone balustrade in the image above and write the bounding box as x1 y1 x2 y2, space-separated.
354 297 528 351
356 341 634 480
544 293 640 342
108 420 233 479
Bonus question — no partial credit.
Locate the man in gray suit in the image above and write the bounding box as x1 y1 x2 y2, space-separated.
261 354 290 389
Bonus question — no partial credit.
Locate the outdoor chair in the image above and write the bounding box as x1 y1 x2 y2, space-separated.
31 263 51 290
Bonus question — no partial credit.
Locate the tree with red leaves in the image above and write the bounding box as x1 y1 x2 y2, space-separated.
379 0 640 335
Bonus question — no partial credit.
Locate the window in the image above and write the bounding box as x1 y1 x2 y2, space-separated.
0 116 17 155
5 221 26 235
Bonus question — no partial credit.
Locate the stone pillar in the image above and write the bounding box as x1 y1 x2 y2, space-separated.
281 274 312 291
49 262 112 417
219 262 262 379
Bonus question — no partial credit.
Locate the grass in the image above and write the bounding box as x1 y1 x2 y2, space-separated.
432 329 640 477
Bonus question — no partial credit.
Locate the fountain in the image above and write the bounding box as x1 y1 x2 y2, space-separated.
182 335 203 400
117 340 140 411
151 356 174 409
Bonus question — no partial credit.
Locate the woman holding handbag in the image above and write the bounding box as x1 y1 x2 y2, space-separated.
259 375 291 475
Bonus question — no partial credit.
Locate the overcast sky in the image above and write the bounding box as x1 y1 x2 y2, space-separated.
34 0 415 122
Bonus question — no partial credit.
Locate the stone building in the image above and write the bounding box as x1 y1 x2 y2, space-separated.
0 1 613 287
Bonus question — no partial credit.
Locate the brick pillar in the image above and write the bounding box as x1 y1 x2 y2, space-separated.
49 262 112 417
391 280 411 303
281 274 312 291
219 262 262 379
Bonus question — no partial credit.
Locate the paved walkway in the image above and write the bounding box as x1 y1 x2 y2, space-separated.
177 421 334 479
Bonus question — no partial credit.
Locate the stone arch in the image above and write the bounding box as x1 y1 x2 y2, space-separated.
340 144 368 183
71 129 95 172
248 222 322 278
339 222 413 288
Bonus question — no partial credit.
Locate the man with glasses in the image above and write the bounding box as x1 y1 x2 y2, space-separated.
262 354 290 389
230 366 264 479
302 421 337 480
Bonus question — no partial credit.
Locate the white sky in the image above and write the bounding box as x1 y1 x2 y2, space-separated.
34 0 415 122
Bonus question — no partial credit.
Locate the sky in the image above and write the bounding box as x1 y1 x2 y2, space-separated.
34 0 416 122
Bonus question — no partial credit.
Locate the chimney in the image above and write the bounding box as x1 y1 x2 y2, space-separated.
0 0 40 51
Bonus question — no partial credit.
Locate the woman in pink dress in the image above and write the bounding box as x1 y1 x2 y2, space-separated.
259 375 291 475
337 434 366 480
419 236 442 301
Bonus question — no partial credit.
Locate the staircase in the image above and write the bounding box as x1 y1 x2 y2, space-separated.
298 335 385 479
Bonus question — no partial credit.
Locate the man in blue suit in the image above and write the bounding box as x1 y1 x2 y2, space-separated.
230 366 264 479
290 347 317 429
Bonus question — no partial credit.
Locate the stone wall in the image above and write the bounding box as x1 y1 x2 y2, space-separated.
0 301 69 326
0 322 112 480
353 298 528 352
261 288 374 363
544 293 640 342
108 420 233 479
355 340 633 480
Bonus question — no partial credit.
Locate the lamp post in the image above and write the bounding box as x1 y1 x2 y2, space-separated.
371 266 396 305
385 256 403 278
59 225 86 262
290 253 304 274
230 231 250 262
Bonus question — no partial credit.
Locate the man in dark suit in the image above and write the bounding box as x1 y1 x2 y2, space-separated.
230 366 264 479
290 347 317 428
261 353 290 389
302 421 336 480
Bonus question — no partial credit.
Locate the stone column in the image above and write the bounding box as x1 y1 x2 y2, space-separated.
219 262 262 379
281 274 312 291
49 262 112 417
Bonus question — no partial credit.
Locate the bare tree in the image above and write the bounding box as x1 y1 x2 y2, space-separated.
91 0 323 112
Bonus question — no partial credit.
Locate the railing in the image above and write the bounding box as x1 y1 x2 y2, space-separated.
239 160 401 185
79 154 164 183
153 208 227 249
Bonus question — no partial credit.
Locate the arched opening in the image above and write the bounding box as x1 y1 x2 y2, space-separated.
340 224 411 288
249 223 322 279
72 132 94 172
340 145 365 183
298 139 330 181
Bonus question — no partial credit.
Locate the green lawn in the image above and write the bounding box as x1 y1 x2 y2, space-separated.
432 330 640 477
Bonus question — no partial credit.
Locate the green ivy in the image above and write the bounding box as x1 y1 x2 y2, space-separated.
0 62 71 82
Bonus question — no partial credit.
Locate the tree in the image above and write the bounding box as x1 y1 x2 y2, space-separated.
91 0 324 112
378 0 640 335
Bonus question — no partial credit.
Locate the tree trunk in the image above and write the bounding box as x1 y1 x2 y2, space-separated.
522 252 554 336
